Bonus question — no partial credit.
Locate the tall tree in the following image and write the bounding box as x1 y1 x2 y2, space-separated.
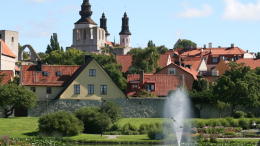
0 84 37 118
45 33 61 54
147 40 155 47
213 62 260 117
176 39 197 49
156 45 168 54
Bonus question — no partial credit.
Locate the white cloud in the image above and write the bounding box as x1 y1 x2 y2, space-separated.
59 5 80 13
176 2 213 18
22 18 59 38
222 0 260 21
26 0 56 3
174 30 184 37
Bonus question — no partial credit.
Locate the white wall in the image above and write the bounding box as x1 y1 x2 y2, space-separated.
243 53 255 59
1 55 16 73
120 35 131 47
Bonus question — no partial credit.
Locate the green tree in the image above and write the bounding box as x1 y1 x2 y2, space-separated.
0 71 6 84
103 100 122 124
147 40 155 47
0 84 38 118
156 45 168 54
23 52 29 60
45 33 61 54
61 46 64 52
18 43 23 52
37 52 47 59
101 47 110 53
131 46 161 73
213 62 260 117
8 76 20 85
127 47 143 55
176 39 197 48
192 78 209 92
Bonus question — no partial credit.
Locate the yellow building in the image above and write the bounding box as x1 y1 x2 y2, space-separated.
22 55 126 101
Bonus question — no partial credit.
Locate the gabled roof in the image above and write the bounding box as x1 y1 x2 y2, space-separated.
0 70 13 84
55 58 127 99
0 39 16 58
180 57 203 71
22 65 81 86
116 55 133 73
127 74 182 96
236 58 260 70
106 41 114 47
159 54 170 68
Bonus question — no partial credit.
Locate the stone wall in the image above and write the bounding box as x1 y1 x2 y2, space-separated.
28 98 260 118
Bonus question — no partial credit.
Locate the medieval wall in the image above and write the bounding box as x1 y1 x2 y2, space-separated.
27 98 260 118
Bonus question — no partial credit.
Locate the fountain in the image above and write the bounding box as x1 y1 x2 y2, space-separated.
164 88 192 146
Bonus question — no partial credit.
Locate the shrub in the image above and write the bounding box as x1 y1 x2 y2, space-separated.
238 118 249 130
247 112 254 118
225 117 238 127
195 121 205 128
234 111 245 118
103 100 122 124
224 131 236 135
38 111 84 136
74 107 111 134
137 89 157 98
110 123 121 131
122 123 139 135
139 123 149 131
209 134 217 143
147 127 162 139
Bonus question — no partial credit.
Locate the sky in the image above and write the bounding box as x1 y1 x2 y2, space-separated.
1 0 260 53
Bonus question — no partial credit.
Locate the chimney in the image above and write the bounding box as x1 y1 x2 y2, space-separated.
247 50 249 53
204 45 206 49
218 46 221 48
36 60 42 72
210 49 213 54
231 44 235 48
140 70 144 85
209 43 213 48
84 55 92 64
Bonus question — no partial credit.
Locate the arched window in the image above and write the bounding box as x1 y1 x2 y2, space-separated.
122 38 124 43
126 38 128 43
77 30 80 40
12 37 14 42
90 29 93 39
84 30 86 40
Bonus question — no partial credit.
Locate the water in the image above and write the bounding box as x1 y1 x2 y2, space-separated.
164 88 192 146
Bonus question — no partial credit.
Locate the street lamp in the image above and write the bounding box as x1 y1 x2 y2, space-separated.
46 94 48 114
101 98 106 137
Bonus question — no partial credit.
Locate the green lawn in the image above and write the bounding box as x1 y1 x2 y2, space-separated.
119 118 165 127
117 135 151 140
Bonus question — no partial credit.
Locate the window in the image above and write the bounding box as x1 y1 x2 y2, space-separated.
74 85 80 94
46 87 52 94
122 38 124 43
90 29 93 39
12 37 14 42
89 69 96 76
145 84 155 91
213 57 218 63
126 38 128 43
56 71 62 76
77 30 80 40
101 85 107 94
225 57 228 61
168 68 176 75
43 72 49 76
88 85 94 94
132 84 138 90
204 57 207 60
84 30 86 40
30 87 36 92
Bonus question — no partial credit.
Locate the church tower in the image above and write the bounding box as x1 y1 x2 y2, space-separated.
100 12 110 41
72 0 107 53
119 12 131 47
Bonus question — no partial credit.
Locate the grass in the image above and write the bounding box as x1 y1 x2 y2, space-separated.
119 118 164 127
117 135 151 140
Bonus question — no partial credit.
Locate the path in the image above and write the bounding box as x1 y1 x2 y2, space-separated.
104 135 120 139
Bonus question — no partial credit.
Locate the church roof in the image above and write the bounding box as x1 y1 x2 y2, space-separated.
75 0 97 25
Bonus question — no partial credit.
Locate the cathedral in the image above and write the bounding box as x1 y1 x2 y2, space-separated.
71 0 132 55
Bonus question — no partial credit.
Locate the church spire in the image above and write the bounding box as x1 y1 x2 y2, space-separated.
119 12 131 35
100 12 110 35
75 0 97 25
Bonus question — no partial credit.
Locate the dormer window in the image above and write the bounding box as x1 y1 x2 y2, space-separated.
145 84 155 91
56 71 62 76
43 72 49 76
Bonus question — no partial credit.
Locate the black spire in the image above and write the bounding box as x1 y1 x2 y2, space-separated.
100 13 110 35
75 0 97 25
119 12 131 35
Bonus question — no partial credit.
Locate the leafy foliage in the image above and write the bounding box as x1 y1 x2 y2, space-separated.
37 52 47 59
0 84 37 118
234 111 245 119
156 45 168 54
45 33 61 54
176 39 197 48
0 71 5 84
23 52 28 60
137 89 157 98
102 100 122 124
38 111 84 136
74 107 111 134
213 62 260 117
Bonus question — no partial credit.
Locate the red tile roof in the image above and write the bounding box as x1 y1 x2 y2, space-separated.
0 39 16 58
15 65 20 71
106 41 113 47
127 74 182 97
0 70 13 84
181 57 203 71
22 65 80 86
116 55 133 73
159 54 170 68
236 58 260 70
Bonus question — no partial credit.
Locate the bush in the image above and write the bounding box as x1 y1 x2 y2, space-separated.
209 134 217 143
247 112 254 118
122 123 139 135
139 123 149 131
137 89 157 98
238 118 249 130
224 131 236 135
195 121 205 128
74 107 111 134
38 111 84 136
225 117 238 127
147 128 162 139
103 100 122 124
110 123 121 131
234 111 245 118
219 119 230 127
